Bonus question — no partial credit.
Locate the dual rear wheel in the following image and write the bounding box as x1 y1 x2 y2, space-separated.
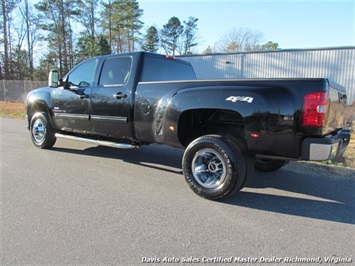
182 134 290 200
254 159 289 172
182 134 254 200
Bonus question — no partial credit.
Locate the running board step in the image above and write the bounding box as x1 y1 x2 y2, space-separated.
55 133 138 149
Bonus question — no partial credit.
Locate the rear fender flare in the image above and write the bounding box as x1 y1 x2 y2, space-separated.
162 87 256 146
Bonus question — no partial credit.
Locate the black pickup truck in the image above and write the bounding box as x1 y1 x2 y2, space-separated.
26 52 351 200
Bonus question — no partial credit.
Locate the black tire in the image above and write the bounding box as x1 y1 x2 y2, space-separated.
30 113 56 149
182 134 249 200
254 159 289 172
224 136 255 191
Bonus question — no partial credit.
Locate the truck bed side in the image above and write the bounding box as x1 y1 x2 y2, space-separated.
134 78 347 160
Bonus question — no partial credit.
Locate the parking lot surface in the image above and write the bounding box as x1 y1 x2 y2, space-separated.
1 117 354 264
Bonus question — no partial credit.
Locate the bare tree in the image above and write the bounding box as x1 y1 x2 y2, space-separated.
35 0 79 76
17 0 41 79
1 0 17 79
214 27 264 52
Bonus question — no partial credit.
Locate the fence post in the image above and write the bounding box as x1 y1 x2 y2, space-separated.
241 53 245 78
1 79 4 101
24 80 27 101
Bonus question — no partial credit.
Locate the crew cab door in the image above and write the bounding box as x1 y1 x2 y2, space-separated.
52 59 98 132
90 56 133 139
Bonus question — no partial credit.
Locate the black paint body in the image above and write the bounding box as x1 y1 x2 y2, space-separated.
26 52 349 160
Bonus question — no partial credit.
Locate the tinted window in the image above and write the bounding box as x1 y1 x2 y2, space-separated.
99 57 132 86
141 56 196 82
67 60 97 88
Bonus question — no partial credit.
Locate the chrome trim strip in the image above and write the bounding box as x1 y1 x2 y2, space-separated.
91 115 127 123
54 113 89 120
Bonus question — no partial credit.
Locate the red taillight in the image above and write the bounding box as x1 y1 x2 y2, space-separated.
302 92 328 127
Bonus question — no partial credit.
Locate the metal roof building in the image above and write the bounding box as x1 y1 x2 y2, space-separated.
179 47 355 104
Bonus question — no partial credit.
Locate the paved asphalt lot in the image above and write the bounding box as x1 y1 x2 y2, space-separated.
1 117 354 265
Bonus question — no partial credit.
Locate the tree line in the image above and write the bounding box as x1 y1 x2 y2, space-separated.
0 0 279 81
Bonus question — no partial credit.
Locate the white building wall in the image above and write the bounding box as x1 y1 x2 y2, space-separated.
186 54 243 79
180 47 355 103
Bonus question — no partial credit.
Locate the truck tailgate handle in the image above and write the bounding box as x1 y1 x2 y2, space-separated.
114 92 127 99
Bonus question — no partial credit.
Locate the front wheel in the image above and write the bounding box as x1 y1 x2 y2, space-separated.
182 135 250 200
30 113 56 149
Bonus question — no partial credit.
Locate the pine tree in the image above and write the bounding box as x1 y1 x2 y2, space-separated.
142 26 159 53
101 0 143 53
75 35 112 63
161 16 184 55
77 0 98 37
182 17 198 55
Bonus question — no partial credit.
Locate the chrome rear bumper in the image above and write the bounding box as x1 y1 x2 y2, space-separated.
302 129 351 161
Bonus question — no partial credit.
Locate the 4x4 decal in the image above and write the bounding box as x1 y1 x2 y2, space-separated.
226 96 254 103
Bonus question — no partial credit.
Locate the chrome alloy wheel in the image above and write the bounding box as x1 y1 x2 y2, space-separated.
192 148 227 189
32 118 46 144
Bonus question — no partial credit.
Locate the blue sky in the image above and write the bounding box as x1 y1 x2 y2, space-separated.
138 0 354 53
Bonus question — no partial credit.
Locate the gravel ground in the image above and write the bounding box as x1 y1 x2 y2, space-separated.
284 161 355 181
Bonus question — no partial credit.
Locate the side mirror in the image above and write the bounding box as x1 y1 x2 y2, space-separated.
48 69 59 87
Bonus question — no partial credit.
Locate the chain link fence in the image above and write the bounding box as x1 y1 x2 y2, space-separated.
344 103 355 131
0 80 47 102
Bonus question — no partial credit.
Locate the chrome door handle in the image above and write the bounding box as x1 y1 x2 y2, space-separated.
114 92 127 99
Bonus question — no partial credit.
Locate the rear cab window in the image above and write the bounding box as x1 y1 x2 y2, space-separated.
141 54 196 82
99 56 133 86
